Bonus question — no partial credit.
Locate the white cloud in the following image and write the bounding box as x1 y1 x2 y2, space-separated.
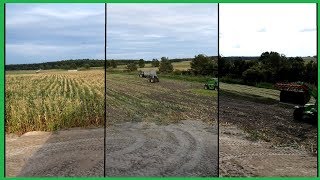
6 4 104 64
107 4 218 59
219 4 316 56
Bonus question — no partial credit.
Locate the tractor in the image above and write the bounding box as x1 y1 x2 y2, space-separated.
139 70 159 83
275 82 317 125
149 74 159 83
138 71 149 78
204 78 218 90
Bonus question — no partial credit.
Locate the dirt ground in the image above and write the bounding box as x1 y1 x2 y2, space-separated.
6 120 218 177
6 128 104 177
219 93 317 177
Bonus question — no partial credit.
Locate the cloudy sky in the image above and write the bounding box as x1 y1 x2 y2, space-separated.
6 4 104 64
219 4 317 57
107 4 218 60
6 4 218 64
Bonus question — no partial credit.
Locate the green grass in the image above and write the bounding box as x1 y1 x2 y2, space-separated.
161 74 211 83
219 82 280 104
190 89 217 97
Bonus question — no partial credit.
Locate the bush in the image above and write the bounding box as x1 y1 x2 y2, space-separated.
126 63 137 72
138 59 145 68
151 59 160 67
191 54 216 76
242 65 264 84
83 64 90 70
159 57 173 73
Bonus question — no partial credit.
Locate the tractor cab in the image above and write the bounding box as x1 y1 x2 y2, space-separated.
204 78 218 90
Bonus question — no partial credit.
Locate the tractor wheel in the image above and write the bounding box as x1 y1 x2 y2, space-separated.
293 107 304 121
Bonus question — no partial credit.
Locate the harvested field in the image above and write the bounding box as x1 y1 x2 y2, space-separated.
219 84 317 177
106 73 217 125
6 70 218 177
219 123 317 177
105 73 218 176
219 92 317 154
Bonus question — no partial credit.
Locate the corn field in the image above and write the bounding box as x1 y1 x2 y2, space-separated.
5 70 104 134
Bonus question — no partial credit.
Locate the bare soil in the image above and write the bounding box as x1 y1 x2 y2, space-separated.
6 120 218 177
219 93 317 177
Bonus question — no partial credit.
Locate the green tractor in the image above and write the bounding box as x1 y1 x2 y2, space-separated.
275 82 317 125
204 78 218 90
293 101 317 125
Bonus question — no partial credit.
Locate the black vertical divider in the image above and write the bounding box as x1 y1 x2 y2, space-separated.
104 3 107 178
3 3 6 178
217 3 220 176
317 2 319 178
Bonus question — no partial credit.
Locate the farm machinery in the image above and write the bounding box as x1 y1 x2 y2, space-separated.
138 70 159 83
204 78 218 90
275 82 317 124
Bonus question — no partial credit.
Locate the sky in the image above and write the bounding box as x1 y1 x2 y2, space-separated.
6 4 218 64
219 4 317 57
6 4 105 64
7 4 315 64
107 4 218 60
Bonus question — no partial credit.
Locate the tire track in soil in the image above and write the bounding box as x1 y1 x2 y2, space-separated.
6 120 217 177
105 120 218 177
6 129 104 177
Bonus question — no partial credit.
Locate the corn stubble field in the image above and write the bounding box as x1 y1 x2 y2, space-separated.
6 69 217 134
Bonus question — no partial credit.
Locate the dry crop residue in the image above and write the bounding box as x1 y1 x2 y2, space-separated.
219 93 317 177
106 73 217 125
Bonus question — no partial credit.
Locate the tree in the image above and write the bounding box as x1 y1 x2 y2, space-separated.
230 59 250 77
138 59 145 68
151 59 160 67
242 65 263 84
258 51 287 82
126 63 137 71
190 54 215 75
106 61 111 68
110 60 117 68
159 57 173 73
70 63 77 69
83 63 90 70
218 57 231 77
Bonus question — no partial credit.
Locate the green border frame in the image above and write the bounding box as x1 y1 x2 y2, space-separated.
0 0 318 179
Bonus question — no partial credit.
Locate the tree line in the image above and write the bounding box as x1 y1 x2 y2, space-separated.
219 51 317 85
6 59 105 71
121 55 218 77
